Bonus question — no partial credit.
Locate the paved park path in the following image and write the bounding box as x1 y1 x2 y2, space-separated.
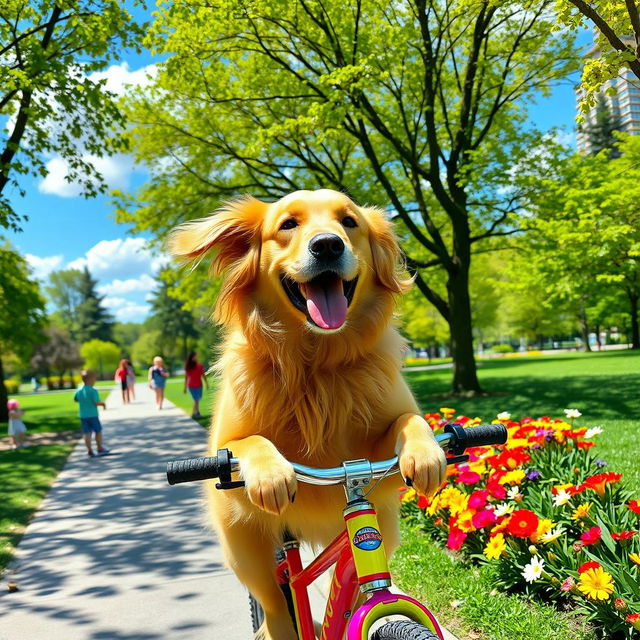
0 384 457 640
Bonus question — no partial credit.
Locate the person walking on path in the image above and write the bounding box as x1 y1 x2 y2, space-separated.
115 359 130 404
126 359 136 402
148 356 169 409
183 352 209 419
7 399 28 449
74 370 109 457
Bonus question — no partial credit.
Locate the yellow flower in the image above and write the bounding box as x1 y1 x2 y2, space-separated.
577 567 614 600
439 487 468 515
484 533 507 560
456 509 476 533
401 488 417 503
629 553 640 567
426 495 441 515
499 470 526 486
504 438 529 450
440 407 456 418
530 518 555 543
467 460 487 475
571 502 593 521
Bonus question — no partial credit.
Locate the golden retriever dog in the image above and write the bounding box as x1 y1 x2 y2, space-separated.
170 189 446 640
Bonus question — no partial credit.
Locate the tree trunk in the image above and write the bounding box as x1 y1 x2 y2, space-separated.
0 357 8 423
447 264 482 395
595 325 601 351
629 290 640 349
579 301 591 352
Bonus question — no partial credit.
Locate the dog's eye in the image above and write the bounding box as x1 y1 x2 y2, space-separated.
280 219 298 230
342 216 357 228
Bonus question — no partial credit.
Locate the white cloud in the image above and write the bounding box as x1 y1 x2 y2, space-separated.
25 253 64 280
38 154 135 197
102 297 150 322
89 62 157 96
98 273 157 297
67 237 167 281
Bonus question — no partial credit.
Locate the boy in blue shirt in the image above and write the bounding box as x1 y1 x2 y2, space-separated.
74 370 109 457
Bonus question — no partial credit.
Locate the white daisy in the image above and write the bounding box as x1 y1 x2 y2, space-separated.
540 526 564 544
497 411 511 421
494 502 514 517
563 408 582 419
507 486 522 501
552 490 571 507
522 556 545 583
584 426 603 439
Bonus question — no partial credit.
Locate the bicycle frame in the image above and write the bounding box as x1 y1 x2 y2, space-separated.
276 498 444 640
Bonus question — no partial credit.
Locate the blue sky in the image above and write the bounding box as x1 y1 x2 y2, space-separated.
5 15 591 324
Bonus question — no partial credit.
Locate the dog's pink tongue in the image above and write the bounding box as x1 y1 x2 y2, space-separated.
303 279 347 330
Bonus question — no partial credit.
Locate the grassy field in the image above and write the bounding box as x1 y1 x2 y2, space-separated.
0 388 108 572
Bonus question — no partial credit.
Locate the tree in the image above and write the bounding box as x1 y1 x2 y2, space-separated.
31 327 83 390
131 330 162 370
75 267 114 343
46 268 84 335
147 275 200 365
525 136 640 349
119 0 578 394
0 1 146 230
79 339 120 380
113 322 143 354
0 241 45 420
556 0 640 114
579 94 622 157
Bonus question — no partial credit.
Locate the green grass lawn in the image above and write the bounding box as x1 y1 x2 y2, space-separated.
163 376 215 429
0 388 108 572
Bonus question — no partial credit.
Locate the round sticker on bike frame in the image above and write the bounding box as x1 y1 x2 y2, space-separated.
352 526 383 551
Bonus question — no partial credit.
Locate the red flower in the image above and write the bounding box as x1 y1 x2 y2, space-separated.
626 613 640 629
583 472 622 496
468 490 489 510
486 480 507 500
580 526 602 546
578 561 601 573
506 509 539 539
471 509 497 529
456 471 482 485
611 530 636 541
417 495 429 509
577 441 594 450
628 500 640 515
447 527 467 551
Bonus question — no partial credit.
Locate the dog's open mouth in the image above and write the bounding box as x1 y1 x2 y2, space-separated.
281 271 358 330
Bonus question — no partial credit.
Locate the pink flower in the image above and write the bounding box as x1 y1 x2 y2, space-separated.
560 577 575 593
456 471 482 485
447 527 468 551
468 490 489 510
471 510 497 529
580 526 602 546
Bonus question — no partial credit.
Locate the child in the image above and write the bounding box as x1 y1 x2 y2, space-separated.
183 352 209 419
74 370 109 457
7 400 27 449
114 359 130 404
148 356 169 409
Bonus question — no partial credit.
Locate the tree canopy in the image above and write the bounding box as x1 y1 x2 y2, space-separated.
0 0 147 230
118 0 578 393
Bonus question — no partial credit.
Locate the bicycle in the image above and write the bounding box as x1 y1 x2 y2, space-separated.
167 422 507 640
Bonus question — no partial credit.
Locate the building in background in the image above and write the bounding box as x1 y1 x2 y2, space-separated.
576 37 640 154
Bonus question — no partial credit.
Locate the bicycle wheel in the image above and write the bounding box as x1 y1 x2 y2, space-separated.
248 547 297 635
371 620 440 640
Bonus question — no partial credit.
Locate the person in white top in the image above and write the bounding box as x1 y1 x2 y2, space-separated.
7 399 27 449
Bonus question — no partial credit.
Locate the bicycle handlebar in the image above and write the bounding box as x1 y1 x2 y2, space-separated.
166 423 507 487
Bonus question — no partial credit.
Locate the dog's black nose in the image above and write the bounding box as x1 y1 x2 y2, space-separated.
309 233 344 262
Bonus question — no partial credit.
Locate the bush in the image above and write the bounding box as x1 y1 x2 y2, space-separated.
490 344 515 353
3 379 20 394
45 374 82 389
402 410 639 639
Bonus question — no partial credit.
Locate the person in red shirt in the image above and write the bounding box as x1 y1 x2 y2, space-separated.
114 359 130 404
183 352 209 419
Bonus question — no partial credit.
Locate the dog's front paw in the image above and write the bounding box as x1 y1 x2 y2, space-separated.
399 438 446 497
241 457 298 515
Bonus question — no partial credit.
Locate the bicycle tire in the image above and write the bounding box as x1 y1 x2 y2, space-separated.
371 620 440 640
248 547 297 636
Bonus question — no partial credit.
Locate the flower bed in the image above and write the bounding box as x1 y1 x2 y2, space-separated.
401 409 640 639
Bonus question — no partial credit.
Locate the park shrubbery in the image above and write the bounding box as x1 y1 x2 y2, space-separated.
401 410 640 639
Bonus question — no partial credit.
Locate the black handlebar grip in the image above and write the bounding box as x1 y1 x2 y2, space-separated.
166 456 220 485
462 423 508 448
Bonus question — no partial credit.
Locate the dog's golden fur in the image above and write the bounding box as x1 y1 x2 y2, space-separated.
170 189 446 640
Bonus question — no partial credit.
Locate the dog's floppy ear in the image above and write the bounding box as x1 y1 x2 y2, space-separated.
170 196 267 323
363 206 412 295
169 195 266 274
